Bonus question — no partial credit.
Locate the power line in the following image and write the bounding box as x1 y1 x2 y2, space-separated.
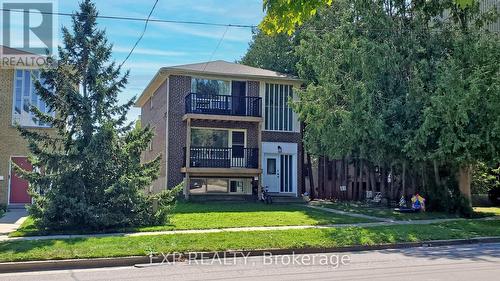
119 0 159 68
203 26 229 72
0 8 257 28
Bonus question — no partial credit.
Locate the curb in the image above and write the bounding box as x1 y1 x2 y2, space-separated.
1 236 499 273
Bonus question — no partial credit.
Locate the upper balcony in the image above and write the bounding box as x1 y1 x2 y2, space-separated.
184 93 262 122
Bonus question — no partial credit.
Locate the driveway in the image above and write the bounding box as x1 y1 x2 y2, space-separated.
0 209 28 235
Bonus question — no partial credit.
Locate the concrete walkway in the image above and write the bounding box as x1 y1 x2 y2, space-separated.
306 204 395 222
0 209 28 235
0 217 468 242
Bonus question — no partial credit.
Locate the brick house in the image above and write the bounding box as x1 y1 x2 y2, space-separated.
0 46 55 207
136 60 304 199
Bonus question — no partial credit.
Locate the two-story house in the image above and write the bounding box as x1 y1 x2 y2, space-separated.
136 60 303 200
0 46 54 208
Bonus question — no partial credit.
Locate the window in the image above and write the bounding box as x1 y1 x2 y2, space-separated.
264 83 294 131
12 69 54 127
206 178 228 193
189 178 206 194
267 158 276 175
229 179 252 194
190 128 245 148
191 78 230 96
280 154 293 193
191 128 229 147
189 178 252 194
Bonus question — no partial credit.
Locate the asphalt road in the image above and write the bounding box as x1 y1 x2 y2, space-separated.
2 243 500 281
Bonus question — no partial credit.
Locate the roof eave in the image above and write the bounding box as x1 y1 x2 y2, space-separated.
164 67 302 82
134 69 168 108
134 67 303 108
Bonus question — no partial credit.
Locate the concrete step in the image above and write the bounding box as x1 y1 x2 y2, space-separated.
188 195 256 202
7 204 28 210
269 196 306 204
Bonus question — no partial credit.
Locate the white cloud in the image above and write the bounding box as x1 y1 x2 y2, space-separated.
158 24 253 43
113 46 188 57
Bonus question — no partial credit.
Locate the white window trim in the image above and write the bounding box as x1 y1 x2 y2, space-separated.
189 177 253 195
261 82 299 133
190 77 232 95
190 127 247 148
11 69 53 128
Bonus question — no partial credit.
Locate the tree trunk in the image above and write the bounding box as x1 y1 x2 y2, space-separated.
402 161 407 198
342 157 348 199
369 166 376 194
458 165 472 205
353 158 359 201
380 166 386 198
318 156 325 198
332 159 338 199
389 165 394 200
433 160 441 186
421 163 426 194
306 153 314 199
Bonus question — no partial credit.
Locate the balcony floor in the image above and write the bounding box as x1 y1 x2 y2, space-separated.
183 113 262 123
181 167 261 177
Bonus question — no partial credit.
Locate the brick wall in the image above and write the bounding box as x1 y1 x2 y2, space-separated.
166 75 191 188
140 81 168 193
166 77 264 188
191 120 259 148
162 75 303 193
0 69 55 205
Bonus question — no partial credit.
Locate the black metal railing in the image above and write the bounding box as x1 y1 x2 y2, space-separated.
183 147 259 168
185 93 262 117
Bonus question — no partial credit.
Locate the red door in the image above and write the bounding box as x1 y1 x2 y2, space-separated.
9 157 32 204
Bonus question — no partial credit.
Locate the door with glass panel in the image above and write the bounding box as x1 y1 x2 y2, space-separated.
263 153 293 193
231 81 246 115
263 154 280 192
230 131 245 167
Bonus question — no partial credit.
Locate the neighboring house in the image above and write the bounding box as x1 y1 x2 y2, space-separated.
0 46 54 207
136 60 303 199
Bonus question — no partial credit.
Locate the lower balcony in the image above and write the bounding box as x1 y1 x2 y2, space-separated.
183 147 259 169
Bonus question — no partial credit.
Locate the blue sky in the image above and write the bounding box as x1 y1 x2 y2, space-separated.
56 0 264 122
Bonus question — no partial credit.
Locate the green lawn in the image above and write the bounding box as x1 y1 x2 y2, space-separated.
1 219 499 262
11 202 372 237
315 201 462 220
474 207 500 217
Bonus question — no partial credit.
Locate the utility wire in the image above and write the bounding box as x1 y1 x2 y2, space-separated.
0 8 257 28
202 25 229 71
119 0 159 68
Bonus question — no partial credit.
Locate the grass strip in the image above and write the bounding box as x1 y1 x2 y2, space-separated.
1 219 499 262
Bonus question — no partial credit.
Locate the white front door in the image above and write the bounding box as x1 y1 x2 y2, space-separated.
261 142 298 196
263 153 280 192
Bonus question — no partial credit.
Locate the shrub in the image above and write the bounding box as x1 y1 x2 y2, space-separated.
489 187 500 206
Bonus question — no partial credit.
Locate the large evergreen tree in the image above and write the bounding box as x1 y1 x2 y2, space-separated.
251 0 499 213
17 0 179 230
240 30 298 75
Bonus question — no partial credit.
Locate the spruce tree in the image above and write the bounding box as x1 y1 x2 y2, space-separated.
16 0 179 230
